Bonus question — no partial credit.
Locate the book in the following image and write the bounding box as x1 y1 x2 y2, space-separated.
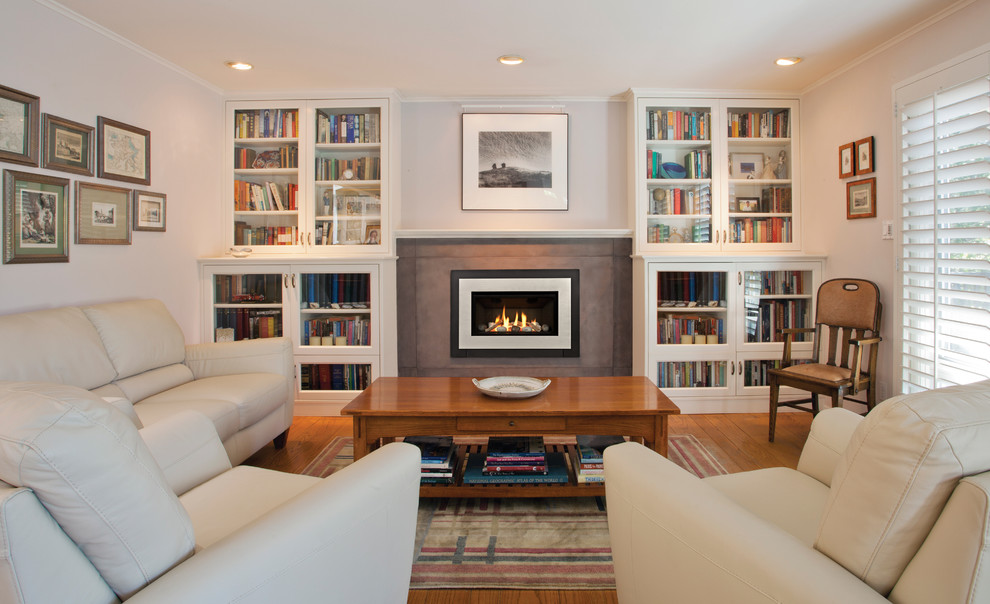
486 436 546 458
403 436 455 466
575 435 625 463
462 452 568 485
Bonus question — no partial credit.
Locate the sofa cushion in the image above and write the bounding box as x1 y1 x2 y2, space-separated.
82 299 186 381
113 363 194 404
0 381 195 599
816 379 990 595
0 307 117 390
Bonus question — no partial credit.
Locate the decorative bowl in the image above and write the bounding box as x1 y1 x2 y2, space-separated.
660 162 686 179
472 376 551 399
229 247 253 258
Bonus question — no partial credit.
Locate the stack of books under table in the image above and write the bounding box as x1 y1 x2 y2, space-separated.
403 436 456 485
463 436 568 485
573 435 625 484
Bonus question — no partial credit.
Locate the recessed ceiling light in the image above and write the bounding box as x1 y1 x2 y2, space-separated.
775 57 802 66
498 55 524 66
225 61 253 71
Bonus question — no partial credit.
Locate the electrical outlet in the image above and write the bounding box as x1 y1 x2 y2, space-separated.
881 220 893 240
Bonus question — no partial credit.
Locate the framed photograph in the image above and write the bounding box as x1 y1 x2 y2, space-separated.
729 153 764 179
735 196 760 213
846 177 877 219
42 114 94 176
75 181 131 244
2 169 69 263
97 116 150 185
839 142 855 178
462 113 568 211
133 190 166 232
0 84 40 167
855 136 874 175
365 225 381 245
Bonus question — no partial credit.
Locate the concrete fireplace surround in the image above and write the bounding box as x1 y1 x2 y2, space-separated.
396 237 632 377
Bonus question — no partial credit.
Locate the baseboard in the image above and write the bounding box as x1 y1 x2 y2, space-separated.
293 399 346 416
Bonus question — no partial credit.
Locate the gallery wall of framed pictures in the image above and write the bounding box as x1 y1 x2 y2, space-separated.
837 135 876 220
0 82 167 264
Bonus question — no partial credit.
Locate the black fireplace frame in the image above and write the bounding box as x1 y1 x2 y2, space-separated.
450 269 580 358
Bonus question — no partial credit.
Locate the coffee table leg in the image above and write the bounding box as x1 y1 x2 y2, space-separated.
643 417 669 457
352 418 370 461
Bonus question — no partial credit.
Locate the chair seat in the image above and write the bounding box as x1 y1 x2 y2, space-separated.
772 363 863 385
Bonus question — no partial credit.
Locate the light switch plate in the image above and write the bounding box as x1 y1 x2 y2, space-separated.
882 220 893 240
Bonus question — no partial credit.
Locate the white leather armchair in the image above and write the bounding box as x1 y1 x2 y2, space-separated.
0 380 421 604
605 380 990 604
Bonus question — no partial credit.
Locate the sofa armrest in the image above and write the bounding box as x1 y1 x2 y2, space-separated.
604 442 888 604
139 411 232 496
127 442 421 604
184 337 293 381
796 407 864 487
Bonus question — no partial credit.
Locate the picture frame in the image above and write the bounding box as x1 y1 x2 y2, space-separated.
42 114 94 176
2 169 69 263
839 142 855 178
729 152 764 179
97 116 151 185
365 225 381 245
75 181 131 244
855 136 874 175
846 177 877 219
734 196 760 213
0 84 40 167
462 112 568 211
133 190 166 232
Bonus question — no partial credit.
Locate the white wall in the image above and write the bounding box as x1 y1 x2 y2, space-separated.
801 0 990 397
399 99 628 231
0 0 222 341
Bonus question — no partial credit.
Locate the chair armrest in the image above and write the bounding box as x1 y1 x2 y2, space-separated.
127 442 421 604
184 337 293 381
796 407 864 487
139 411 232 495
846 335 882 392
779 327 815 365
604 442 887 604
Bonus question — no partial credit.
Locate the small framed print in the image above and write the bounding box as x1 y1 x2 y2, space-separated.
97 116 150 185
729 153 764 179
2 169 69 263
365 225 381 245
846 177 877 219
133 190 166 232
855 136 874 175
735 196 760 213
839 142 855 178
42 114 94 176
75 181 131 244
0 84 40 167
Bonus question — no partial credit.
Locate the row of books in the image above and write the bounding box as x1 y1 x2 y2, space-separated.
312 221 377 246
731 187 792 214
233 180 298 211
646 109 710 141
743 359 811 387
214 308 282 341
573 435 625 483
751 270 808 296
649 186 712 216
234 223 297 246
234 109 299 139
728 217 792 244
234 146 298 170
315 156 381 181
658 361 727 389
646 222 711 244
403 436 458 485
683 150 711 179
745 299 810 343
299 273 371 308
658 271 726 307
213 274 280 305
728 109 789 139
302 316 370 346
316 111 381 144
657 316 724 345
300 363 372 392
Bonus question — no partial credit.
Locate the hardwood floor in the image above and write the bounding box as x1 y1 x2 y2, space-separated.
243 412 813 604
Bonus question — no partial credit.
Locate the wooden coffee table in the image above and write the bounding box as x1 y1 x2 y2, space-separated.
341 376 680 497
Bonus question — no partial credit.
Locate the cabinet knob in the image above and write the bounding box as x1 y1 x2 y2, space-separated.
291 274 297 288
508 421 516 427
283 274 288 288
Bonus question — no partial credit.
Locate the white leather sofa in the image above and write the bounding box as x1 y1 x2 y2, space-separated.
605 379 990 603
0 381 421 603
0 299 293 465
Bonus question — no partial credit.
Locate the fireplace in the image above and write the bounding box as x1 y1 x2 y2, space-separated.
451 269 580 357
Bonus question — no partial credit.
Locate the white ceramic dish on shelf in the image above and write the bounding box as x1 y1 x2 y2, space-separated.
472 376 551 399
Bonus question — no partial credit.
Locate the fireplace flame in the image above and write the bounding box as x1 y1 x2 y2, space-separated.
487 306 544 333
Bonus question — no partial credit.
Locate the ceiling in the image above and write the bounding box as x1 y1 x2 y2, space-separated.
51 0 963 98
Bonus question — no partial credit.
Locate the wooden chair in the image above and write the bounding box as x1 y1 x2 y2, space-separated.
768 278 882 442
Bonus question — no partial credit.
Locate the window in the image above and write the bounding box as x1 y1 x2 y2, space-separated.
896 51 990 393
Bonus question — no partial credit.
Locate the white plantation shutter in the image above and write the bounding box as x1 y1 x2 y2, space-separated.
896 51 990 393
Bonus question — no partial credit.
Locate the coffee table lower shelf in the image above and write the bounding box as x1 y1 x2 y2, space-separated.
418 443 605 499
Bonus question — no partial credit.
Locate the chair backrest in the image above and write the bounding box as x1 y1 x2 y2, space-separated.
811 279 881 368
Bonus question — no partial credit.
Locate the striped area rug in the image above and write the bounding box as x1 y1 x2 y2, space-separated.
301 434 726 590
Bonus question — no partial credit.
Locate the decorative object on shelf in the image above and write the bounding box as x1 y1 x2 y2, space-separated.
773 150 788 179
229 246 252 258
41 114 93 176
462 112 568 211
659 162 686 179
0 84 39 167
735 196 760 212
133 191 166 232
472 376 551 399
729 152 764 179
75 181 131 244
667 227 685 243
364 226 381 245
97 116 150 185
846 177 877 219
2 169 69 263
855 136 874 175
251 149 282 169
839 142 855 178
